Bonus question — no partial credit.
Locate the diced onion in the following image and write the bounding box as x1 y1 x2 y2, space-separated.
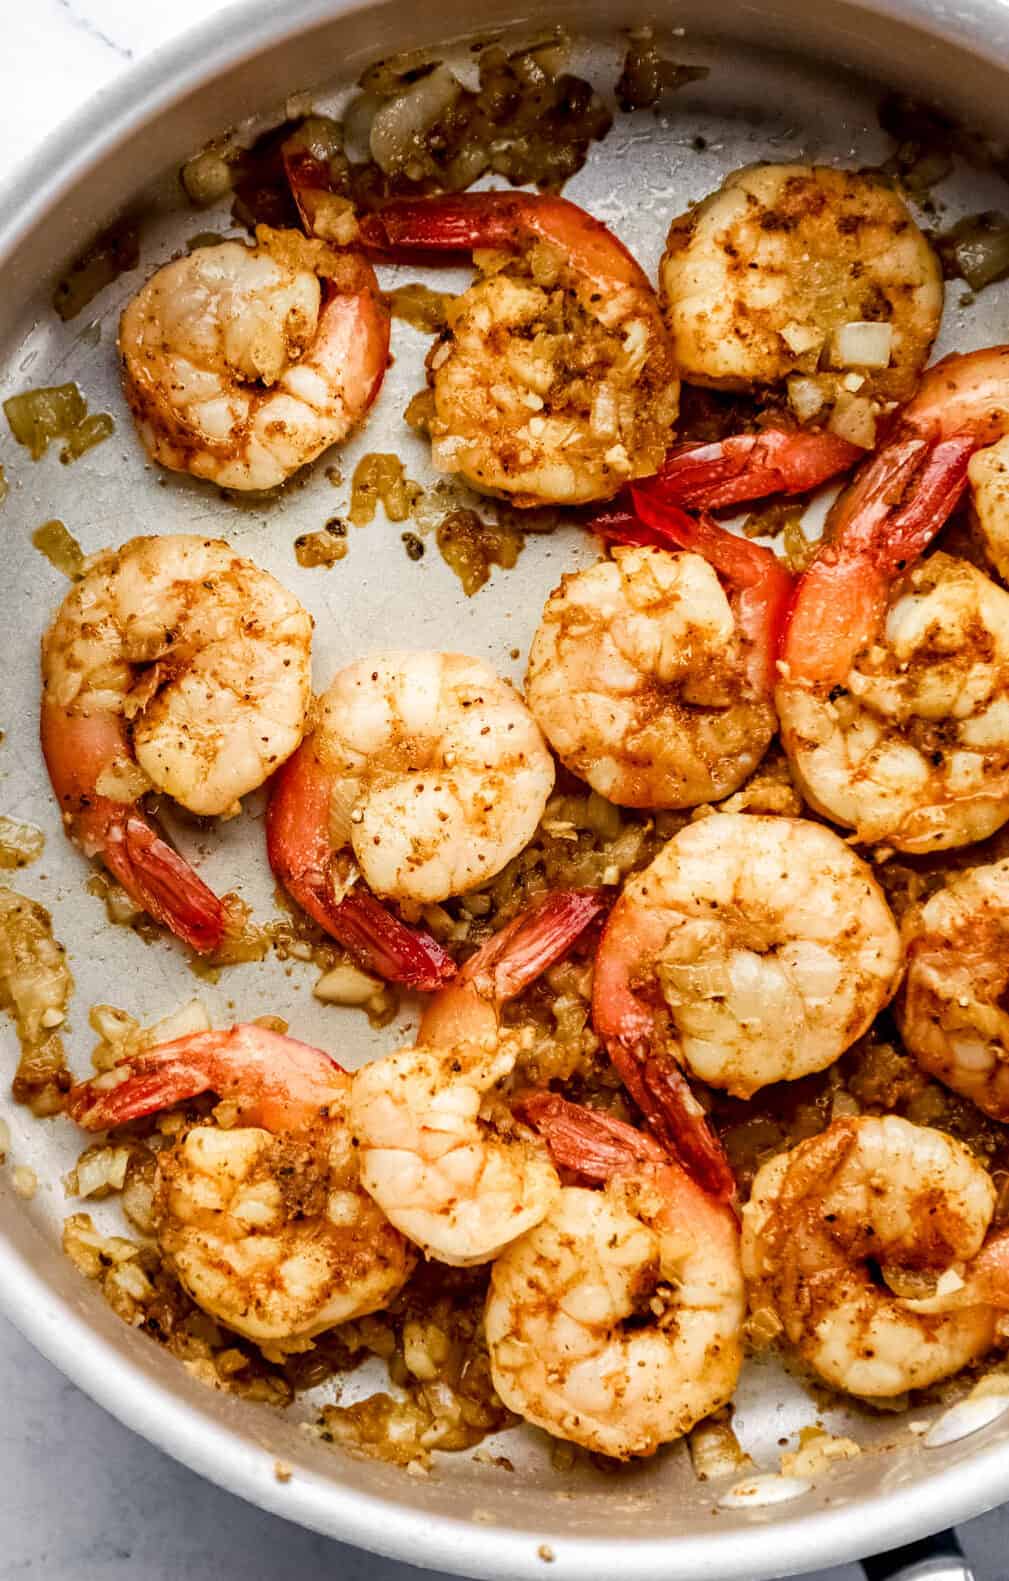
828 391 878 449
314 962 383 1005
787 375 828 424
830 321 893 370
370 64 462 175
779 320 824 357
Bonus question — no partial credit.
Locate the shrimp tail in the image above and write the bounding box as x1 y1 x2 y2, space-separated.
418 888 607 1047
462 887 608 1002
358 192 649 289
516 1090 665 1177
653 430 861 511
266 742 455 991
609 1039 737 1204
781 432 976 687
67 1024 345 1132
326 888 457 991
281 134 343 237
598 486 794 696
100 809 226 955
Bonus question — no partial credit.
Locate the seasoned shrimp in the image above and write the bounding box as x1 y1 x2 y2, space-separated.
592 814 900 1190
778 346 1009 852
350 889 604 1265
485 1095 744 1459
660 164 942 403
529 487 792 807
67 1025 414 1349
120 226 389 490
897 860 1009 1120
41 534 313 953
360 191 678 506
267 651 554 985
742 1116 1009 1397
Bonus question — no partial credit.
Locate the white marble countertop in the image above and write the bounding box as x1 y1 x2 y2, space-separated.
0 6 1007 1579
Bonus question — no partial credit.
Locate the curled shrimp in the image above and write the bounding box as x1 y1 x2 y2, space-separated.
41 534 313 953
897 859 1009 1120
349 888 605 1265
67 1025 414 1349
534 489 793 809
742 1115 1009 1397
485 1093 744 1459
360 191 678 506
659 164 942 405
592 814 900 1191
778 346 1009 852
266 650 554 988
120 226 389 490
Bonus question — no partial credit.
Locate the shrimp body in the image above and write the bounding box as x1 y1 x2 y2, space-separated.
120 227 389 490
349 890 604 1265
362 192 678 506
350 1039 560 1267
779 347 1009 851
269 650 554 909
897 859 1009 1120
742 1116 1002 1397
41 534 312 951
660 164 942 401
486 1099 744 1458
68 1025 414 1347
526 542 778 808
594 813 900 1107
782 552 1009 850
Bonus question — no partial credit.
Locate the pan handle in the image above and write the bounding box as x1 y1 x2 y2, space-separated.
861 1529 975 1581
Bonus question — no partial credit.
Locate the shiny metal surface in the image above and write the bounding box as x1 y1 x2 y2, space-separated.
3 3 1009 1577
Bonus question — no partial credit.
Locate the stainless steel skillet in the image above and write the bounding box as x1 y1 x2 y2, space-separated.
1 2 1009 1577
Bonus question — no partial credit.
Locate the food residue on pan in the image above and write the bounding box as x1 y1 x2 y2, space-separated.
4 384 114 463
0 887 73 1116
32 520 85 579
13 27 1009 1497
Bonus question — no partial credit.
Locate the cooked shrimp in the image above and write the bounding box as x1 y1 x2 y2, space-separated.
659 164 942 403
970 436 1009 578
485 1094 744 1458
778 346 1009 852
742 1115 1009 1397
897 859 1009 1120
41 534 313 953
360 191 678 506
267 650 554 985
592 814 900 1191
67 1025 414 1349
120 226 389 490
529 488 792 807
349 889 605 1265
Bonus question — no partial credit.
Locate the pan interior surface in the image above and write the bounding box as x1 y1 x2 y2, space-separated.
4 4 1009 1577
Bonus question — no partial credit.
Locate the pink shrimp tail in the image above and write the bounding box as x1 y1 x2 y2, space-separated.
282 140 341 236
326 887 457 990
460 887 608 1002
100 810 226 954
781 432 976 686
591 898 736 1204
67 1024 345 1133
358 191 649 289
516 1090 665 1178
597 485 794 697
266 743 455 991
654 429 861 511
418 887 607 1047
610 1043 736 1203
40 704 225 955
